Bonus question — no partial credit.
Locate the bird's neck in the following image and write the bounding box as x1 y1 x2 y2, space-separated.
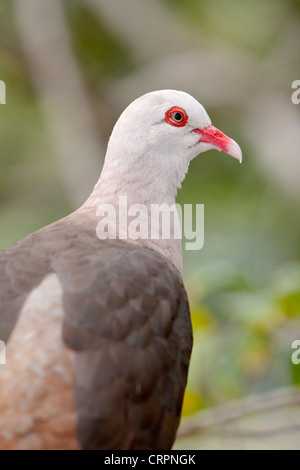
81 163 184 278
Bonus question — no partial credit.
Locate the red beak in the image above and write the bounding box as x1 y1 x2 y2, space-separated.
193 125 242 163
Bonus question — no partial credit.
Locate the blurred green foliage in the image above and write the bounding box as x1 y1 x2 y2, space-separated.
164 0 289 53
67 3 134 81
182 261 300 414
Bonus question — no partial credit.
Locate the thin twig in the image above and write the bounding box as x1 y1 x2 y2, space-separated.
178 387 300 436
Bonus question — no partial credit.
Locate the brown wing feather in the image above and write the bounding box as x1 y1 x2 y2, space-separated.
61 242 192 450
0 214 192 450
0 235 50 342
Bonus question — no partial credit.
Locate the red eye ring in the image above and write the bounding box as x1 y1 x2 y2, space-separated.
165 107 189 127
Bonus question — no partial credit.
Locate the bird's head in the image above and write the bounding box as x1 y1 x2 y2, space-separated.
104 90 242 192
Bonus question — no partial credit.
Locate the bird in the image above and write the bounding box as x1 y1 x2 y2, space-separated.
0 90 242 450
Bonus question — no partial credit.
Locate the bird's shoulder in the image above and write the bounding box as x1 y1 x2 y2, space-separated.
0 213 191 349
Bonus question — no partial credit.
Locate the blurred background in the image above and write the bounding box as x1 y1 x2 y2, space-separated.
0 0 300 449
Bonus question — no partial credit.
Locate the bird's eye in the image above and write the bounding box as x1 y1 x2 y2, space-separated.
173 112 183 122
165 107 188 127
